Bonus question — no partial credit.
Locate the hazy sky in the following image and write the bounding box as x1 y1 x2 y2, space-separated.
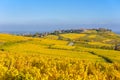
0 0 120 32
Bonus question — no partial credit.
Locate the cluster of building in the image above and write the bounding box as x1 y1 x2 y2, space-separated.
22 28 112 37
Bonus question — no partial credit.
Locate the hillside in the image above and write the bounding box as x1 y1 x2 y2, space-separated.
0 29 120 80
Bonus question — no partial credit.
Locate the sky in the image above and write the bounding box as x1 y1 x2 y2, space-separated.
0 0 120 32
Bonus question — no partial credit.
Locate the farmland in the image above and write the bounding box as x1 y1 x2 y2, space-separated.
0 29 120 80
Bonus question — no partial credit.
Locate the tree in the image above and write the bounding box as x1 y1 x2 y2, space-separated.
114 44 120 51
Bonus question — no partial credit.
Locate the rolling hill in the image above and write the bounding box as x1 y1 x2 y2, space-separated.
0 29 120 80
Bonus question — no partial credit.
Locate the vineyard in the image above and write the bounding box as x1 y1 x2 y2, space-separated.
0 30 120 80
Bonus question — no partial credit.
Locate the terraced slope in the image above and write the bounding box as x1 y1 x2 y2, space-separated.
1 31 120 63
